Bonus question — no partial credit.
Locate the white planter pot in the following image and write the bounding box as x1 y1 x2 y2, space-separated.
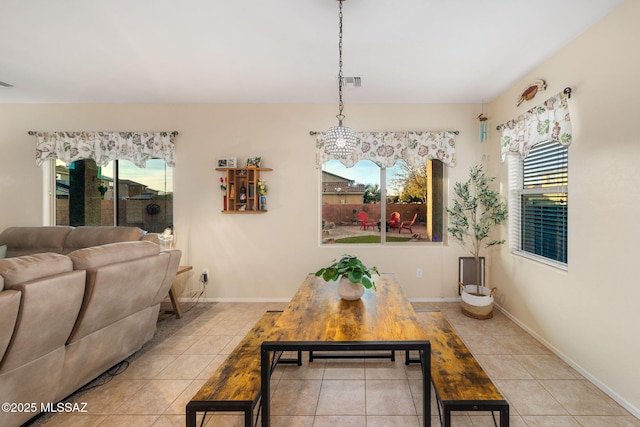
337 277 365 300
460 284 496 319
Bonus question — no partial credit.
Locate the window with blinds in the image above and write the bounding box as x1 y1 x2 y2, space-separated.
508 140 568 266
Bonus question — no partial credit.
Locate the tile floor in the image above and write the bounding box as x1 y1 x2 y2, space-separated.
31 302 639 427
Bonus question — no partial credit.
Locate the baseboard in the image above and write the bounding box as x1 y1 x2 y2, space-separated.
179 297 462 303
409 297 461 303
178 297 291 303
495 304 640 419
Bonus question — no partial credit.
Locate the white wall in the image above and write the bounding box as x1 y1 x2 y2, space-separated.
488 0 640 416
0 103 485 301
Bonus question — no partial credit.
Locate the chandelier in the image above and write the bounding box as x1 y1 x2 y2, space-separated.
324 0 357 156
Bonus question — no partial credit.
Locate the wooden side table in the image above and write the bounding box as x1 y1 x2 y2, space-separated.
167 265 192 319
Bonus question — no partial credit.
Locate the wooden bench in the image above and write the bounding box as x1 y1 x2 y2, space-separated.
406 311 509 427
186 311 301 427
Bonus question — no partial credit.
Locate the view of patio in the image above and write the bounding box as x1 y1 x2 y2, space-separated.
322 220 430 244
321 160 444 244
321 203 433 244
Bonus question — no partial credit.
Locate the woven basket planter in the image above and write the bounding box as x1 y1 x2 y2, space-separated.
459 283 497 320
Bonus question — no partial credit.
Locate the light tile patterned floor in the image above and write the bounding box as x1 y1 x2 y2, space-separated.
31 302 640 427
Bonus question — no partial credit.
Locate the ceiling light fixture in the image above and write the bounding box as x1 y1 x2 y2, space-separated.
324 0 356 156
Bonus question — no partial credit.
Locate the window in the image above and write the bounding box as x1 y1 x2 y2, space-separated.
54 158 173 232
321 159 443 244
508 140 568 266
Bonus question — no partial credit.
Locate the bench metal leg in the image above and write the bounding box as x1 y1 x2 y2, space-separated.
261 346 270 427
273 350 302 366
500 406 509 427
309 350 395 362
440 402 509 427
186 407 196 427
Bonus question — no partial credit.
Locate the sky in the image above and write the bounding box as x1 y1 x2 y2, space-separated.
59 159 173 194
322 160 404 195
116 160 172 193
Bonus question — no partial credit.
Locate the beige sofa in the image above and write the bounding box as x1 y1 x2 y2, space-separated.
0 226 181 427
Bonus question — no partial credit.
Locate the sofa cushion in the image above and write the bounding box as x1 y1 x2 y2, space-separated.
67 241 160 271
0 270 86 372
0 226 73 257
62 226 146 253
0 253 73 287
66 256 166 344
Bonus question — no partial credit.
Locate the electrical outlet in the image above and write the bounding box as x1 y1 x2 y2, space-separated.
416 268 423 278
202 268 209 285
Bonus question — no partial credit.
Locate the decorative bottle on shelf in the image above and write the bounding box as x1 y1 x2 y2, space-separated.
239 183 247 203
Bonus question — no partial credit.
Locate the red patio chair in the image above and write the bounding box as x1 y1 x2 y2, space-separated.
357 211 377 230
388 212 401 230
399 213 417 234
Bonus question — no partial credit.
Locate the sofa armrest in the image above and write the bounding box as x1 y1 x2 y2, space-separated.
141 233 160 244
152 249 182 305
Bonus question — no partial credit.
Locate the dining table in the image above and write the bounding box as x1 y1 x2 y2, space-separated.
260 273 431 426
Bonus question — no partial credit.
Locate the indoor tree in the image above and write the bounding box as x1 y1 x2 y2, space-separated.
447 164 508 295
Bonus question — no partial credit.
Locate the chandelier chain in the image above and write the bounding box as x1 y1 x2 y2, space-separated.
337 0 345 123
323 0 356 157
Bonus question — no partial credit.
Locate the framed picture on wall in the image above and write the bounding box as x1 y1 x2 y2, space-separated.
217 157 237 168
246 157 261 168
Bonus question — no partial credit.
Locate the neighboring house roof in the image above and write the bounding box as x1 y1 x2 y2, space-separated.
322 182 366 194
56 182 69 196
322 170 354 183
321 171 365 194
129 194 154 200
119 179 146 187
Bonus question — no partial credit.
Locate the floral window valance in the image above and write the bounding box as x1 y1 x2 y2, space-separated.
499 92 572 162
315 131 457 168
33 131 177 168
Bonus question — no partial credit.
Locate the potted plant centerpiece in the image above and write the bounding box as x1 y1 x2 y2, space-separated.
447 164 508 319
315 254 380 300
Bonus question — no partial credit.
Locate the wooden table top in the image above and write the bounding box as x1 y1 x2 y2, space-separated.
268 273 428 343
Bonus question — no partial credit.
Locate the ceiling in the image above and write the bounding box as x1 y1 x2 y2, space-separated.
0 0 623 104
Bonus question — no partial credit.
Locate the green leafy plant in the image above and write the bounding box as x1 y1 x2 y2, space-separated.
257 180 268 196
315 254 380 289
447 164 508 295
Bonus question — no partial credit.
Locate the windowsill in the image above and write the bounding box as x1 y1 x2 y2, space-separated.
511 250 568 271
320 241 445 248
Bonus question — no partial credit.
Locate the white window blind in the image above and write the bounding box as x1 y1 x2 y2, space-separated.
508 140 568 266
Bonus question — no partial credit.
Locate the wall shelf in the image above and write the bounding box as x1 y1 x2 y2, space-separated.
216 167 272 213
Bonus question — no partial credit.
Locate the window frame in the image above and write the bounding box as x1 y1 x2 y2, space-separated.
49 158 173 231
319 159 444 246
508 140 568 270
